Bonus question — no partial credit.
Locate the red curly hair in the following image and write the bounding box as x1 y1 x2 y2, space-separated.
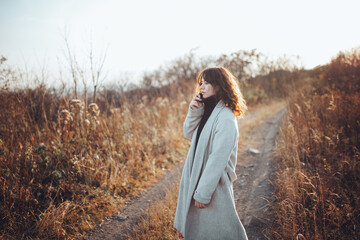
196 66 247 118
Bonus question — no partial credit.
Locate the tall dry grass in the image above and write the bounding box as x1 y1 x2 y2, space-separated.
271 48 360 239
0 49 304 239
0 79 190 239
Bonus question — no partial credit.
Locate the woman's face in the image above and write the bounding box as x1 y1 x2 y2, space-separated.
200 78 217 98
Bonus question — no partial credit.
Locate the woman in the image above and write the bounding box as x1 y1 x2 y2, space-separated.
174 66 248 240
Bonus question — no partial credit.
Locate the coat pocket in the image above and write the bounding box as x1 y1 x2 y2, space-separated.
225 166 237 183
220 171 231 186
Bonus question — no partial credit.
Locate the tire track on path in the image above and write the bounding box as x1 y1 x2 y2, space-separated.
235 107 286 240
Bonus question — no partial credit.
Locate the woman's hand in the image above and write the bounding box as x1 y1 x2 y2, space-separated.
195 200 206 209
190 94 203 109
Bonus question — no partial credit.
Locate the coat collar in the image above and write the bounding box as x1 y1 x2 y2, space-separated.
191 100 226 166
215 99 226 109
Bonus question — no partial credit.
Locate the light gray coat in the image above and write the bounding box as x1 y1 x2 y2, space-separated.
174 101 248 240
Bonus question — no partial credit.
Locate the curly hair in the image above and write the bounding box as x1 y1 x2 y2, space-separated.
196 66 247 118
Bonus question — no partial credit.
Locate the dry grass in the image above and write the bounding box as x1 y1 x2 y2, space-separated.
128 180 183 240
0 50 315 239
0 84 190 239
271 49 360 239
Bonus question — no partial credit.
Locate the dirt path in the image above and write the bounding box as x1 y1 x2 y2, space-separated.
81 106 286 240
235 107 286 239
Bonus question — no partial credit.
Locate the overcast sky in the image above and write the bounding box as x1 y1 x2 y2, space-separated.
1 0 359 84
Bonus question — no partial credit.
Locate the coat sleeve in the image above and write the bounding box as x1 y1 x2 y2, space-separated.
193 116 238 204
183 106 203 139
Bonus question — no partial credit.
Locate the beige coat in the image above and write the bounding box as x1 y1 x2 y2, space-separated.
174 101 248 240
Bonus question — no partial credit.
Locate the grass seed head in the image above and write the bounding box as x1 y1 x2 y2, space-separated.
88 103 100 116
70 99 83 113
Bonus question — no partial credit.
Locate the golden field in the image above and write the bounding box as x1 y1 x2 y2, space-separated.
0 48 359 239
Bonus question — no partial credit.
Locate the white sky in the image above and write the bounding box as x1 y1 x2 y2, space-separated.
1 0 359 84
